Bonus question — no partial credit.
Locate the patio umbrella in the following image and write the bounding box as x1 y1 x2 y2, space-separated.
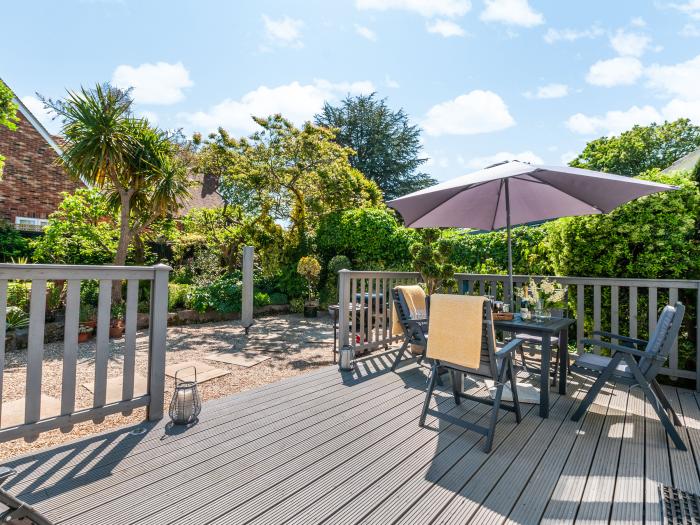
387 160 677 305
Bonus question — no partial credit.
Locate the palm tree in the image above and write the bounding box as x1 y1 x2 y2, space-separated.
44 84 190 299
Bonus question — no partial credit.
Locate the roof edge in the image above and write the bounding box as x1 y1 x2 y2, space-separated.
12 95 63 156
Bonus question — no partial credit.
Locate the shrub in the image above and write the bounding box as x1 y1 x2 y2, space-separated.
7 281 30 311
297 256 321 300
0 221 30 262
268 292 288 305
168 283 192 311
254 291 271 307
6 306 29 330
188 274 242 313
289 297 304 313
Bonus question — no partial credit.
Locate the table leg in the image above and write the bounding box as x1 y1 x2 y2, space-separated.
540 336 551 418
558 328 568 395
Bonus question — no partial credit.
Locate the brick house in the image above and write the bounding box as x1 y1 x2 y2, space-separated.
0 94 80 231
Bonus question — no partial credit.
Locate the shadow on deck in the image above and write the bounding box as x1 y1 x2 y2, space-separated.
3 349 700 524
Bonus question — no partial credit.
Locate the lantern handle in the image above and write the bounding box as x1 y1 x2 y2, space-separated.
174 365 197 386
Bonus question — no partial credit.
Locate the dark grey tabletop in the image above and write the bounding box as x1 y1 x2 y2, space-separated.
494 316 575 334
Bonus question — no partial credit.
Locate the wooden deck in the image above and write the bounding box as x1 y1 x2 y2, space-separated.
4 349 700 524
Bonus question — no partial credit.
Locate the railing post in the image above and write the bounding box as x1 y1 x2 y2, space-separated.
696 283 700 392
338 270 350 348
147 263 171 421
241 246 254 331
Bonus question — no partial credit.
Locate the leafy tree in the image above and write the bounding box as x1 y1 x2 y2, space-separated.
0 79 19 178
315 93 435 199
31 188 119 265
570 119 700 176
43 84 190 298
199 115 382 247
410 229 455 294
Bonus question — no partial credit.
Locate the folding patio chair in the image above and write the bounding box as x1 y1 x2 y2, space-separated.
419 295 523 453
0 466 53 524
390 285 430 372
570 302 687 450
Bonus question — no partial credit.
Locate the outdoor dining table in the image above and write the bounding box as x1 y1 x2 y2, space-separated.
494 316 575 418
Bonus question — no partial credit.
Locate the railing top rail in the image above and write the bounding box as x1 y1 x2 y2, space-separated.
454 273 700 289
0 263 172 281
339 270 421 279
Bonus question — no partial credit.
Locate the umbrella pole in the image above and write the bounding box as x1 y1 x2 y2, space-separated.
505 179 514 309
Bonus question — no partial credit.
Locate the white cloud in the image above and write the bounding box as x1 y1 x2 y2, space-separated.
354 0 471 17
112 61 193 105
560 150 578 165
661 98 700 123
646 54 700 101
426 19 466 37
262 15 303 48
480 0 544 27
669 0 700 19
544 25 603 43
630 16 646 27
422 90 515 136
464 150 543 169
355 25 377 41
609 29 651 57
385 75 400 88
20 95 61 135
566 105 662 136
585 56 643 87
179 79 374 134
524 83 569 99
137 110 158 123
680 23 700 36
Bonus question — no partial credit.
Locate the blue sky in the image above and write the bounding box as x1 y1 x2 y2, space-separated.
3 0 700 181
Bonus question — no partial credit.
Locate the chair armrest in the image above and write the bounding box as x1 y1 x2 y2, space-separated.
591 330 648 347
495 338 523 357
580 338 656 359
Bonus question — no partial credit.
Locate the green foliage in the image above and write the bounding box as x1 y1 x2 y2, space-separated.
570 119 700 176
5 306 29 331
543 170 700 279
324 255 352 304
168 283 192 311
289 297 304 313
80 280 100 307
297 256 321 299
409 229 455 294
186 273 274 313
7 281 30 311
31 188 118 265
268 292 288 305
316 207 417 270
0 79 19 178
315 93 435 199
328 255 352 275
0 220 31 262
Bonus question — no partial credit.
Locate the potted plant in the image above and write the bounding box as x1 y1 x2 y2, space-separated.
110 302 126 338
297 256 321 318
79 304 96 341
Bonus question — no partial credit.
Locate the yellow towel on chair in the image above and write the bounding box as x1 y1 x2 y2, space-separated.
426 294 485 369
391 284 427 335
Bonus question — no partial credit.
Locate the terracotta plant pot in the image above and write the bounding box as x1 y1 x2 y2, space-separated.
303 303 318 318
109 320 125 338
78 331 93 343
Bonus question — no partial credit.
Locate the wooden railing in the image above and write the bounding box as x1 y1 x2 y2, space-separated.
338 270 700 389
0 263 170 442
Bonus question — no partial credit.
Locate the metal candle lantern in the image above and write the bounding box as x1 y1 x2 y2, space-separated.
169 366 201 425
338 344 355 371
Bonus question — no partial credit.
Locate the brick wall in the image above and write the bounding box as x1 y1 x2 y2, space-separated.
0 112 80 224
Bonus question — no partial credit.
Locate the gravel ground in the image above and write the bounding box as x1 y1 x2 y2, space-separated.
0 313 336 459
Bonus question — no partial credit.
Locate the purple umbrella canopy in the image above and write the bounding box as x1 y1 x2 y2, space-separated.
387 160 677 304
387 160 676 230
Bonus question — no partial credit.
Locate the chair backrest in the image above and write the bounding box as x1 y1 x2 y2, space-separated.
392 286 428 344
639 302 685 377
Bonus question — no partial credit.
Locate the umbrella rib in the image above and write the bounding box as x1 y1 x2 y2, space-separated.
399 180 494 226
491 179 504 231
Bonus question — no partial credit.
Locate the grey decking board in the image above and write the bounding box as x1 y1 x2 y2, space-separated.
609 385 645 525
435 394 575 525
13 359 404 496
241 387 494 525
272 387 509 525
673 388 700 491
38 370 423 519
138 376 451 525
663 385 700 494
572 383 630 524
539 382 619 525
643 390 673 525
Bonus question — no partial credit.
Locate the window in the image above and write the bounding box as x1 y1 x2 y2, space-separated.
14 216 48 232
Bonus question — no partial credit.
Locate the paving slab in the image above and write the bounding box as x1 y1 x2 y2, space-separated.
1 395 62 428
485 379 541 404
164 361 230 383
81 374 148 404
204 352 271 368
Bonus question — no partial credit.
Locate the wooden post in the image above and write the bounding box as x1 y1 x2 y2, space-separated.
338 270 350 348
147 263 171 421
241 246 254 332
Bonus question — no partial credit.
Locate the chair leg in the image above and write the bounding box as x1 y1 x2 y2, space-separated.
507 356 522 423
552 345 559 388
451 370 461 405
391 339 409 372
485 363 509 453
651 379 683 426
571 354 622 422
419 363 438 427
